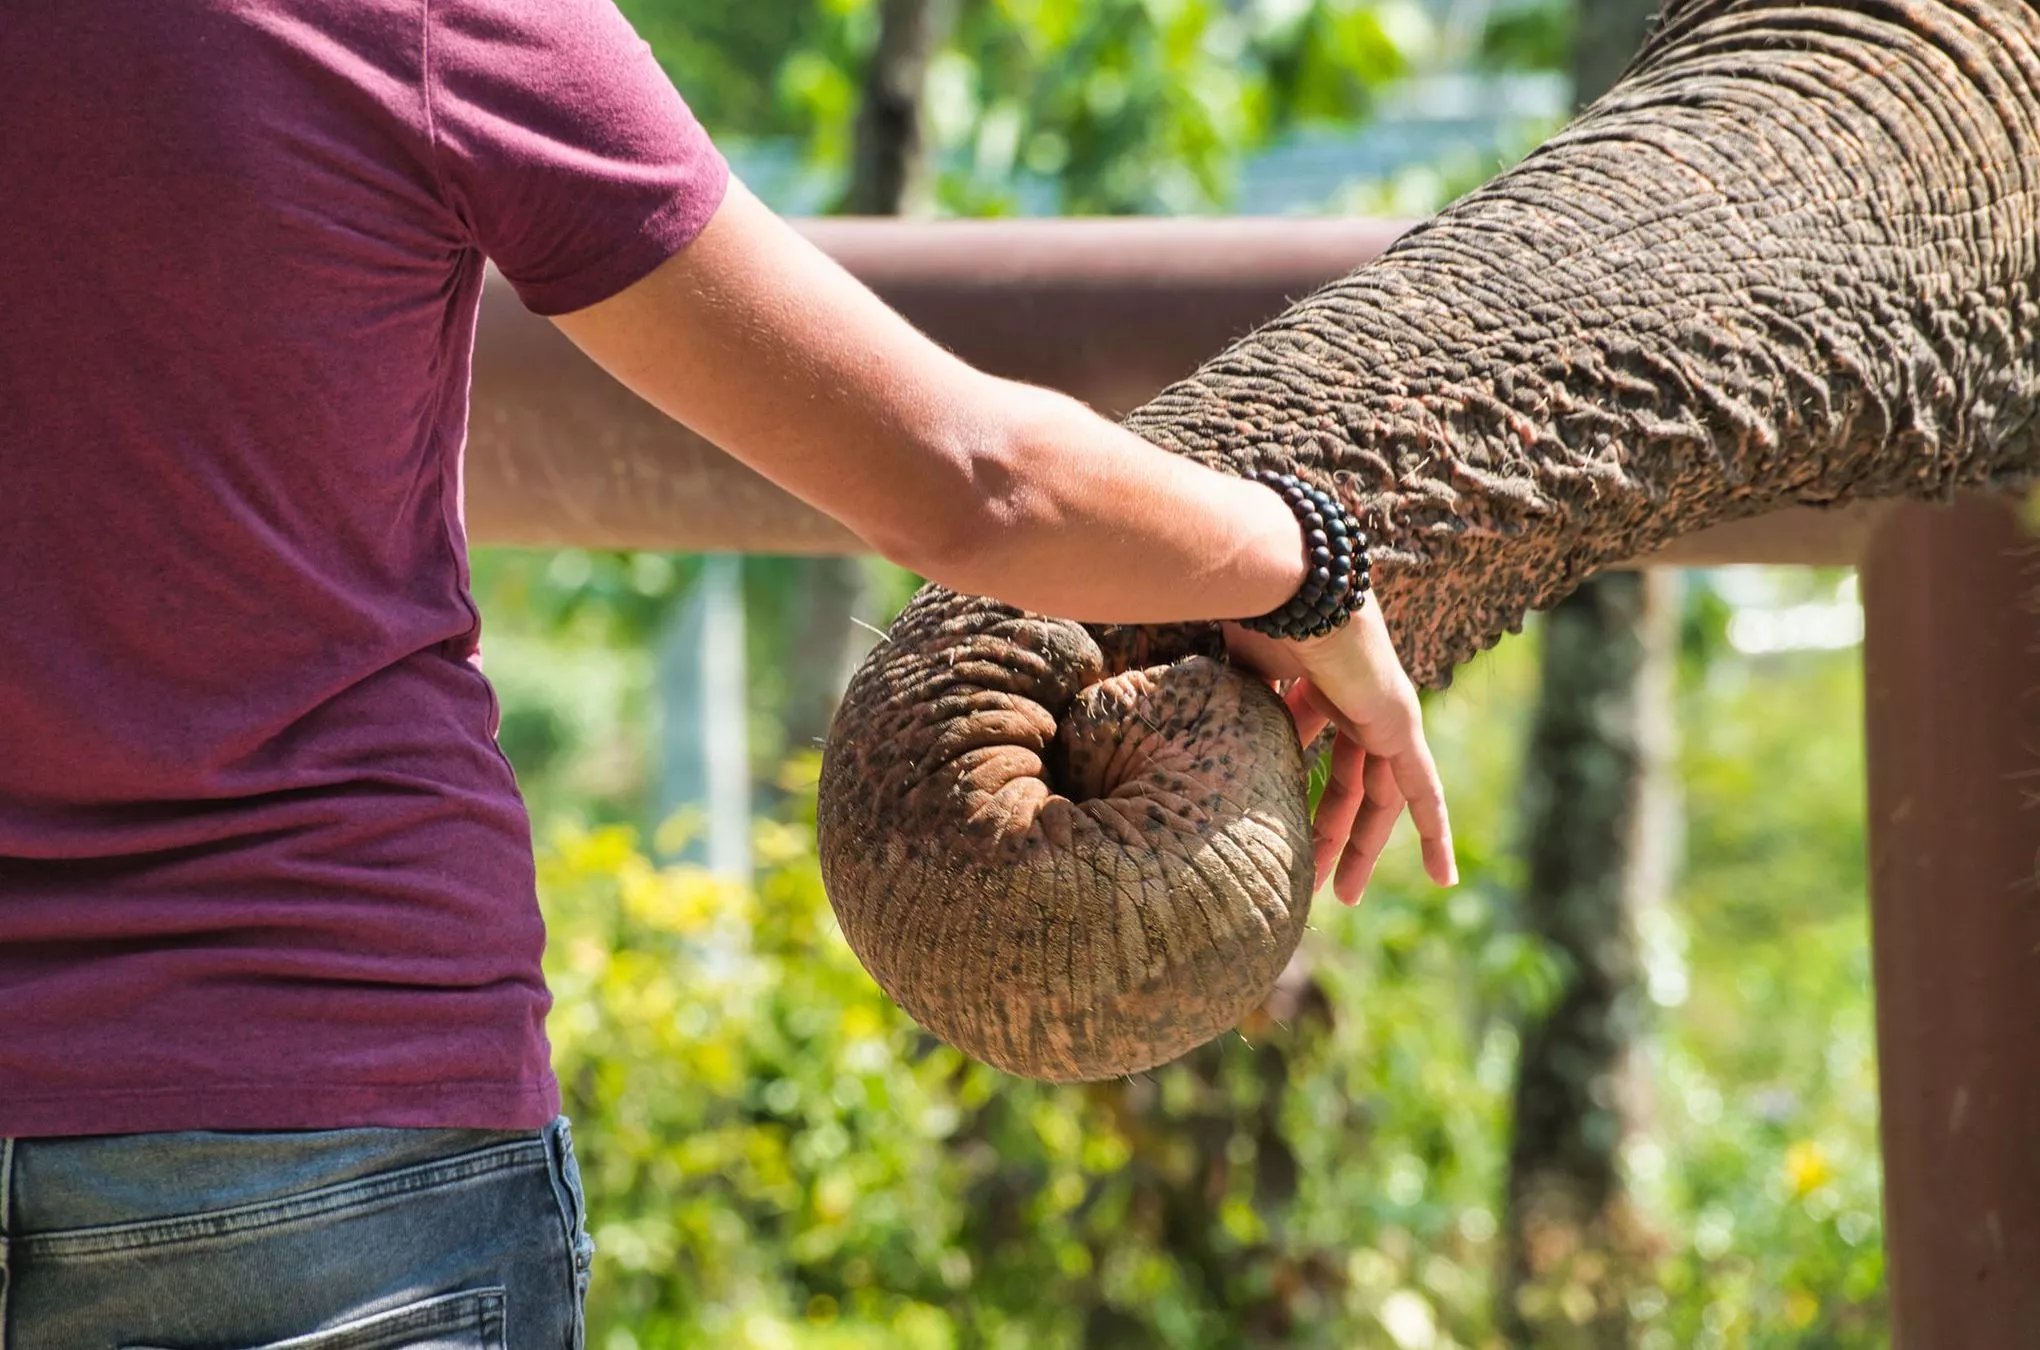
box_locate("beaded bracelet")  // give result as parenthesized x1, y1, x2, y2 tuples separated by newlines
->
(1236, 469, 1372, 642)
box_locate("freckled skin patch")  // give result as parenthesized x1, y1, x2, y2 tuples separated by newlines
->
(818, 592, 1311, 1082)
(822, 0, 2040, 1080)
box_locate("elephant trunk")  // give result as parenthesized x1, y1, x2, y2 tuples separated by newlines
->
(1135, 0, 2040, 685)
(821, 0, 2040, 1081)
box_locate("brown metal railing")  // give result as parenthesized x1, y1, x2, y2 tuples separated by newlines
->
(463, 219, 2038, 1344)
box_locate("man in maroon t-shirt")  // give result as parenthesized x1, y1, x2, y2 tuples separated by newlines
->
(0, 0, 1451, 1340)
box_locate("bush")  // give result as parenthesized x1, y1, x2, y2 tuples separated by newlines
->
(537, 630, 1888, 1349)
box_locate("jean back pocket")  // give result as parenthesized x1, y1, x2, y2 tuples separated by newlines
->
(124, 1287, 507, 1350)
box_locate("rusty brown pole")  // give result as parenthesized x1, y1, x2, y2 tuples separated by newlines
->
(1863, 494, 2040, 1347)
(463, 218, 1880, 566)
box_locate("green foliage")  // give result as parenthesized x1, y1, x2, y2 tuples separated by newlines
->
(613, 0, 821, 137)
(543, 802, 974, 1346)
(471, 549, 921, 819)
(540, 754, 1542, 1348)
(930, 0, 1417, 214)
(613, 0, 1427, 216)
(1313, 112, 1561, 220)
(1476, 0, 1571, 73)
(1635, 644, 1886, 1347)
(526, 615, 1887, 1347)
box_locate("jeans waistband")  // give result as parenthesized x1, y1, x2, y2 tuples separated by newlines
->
(3, 1126, 535, 1240)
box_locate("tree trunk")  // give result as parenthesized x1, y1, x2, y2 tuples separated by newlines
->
(781, 0, 954, 762)
(839, 0, 951, 218)
(1499, 573, 1676, 1345)
(1572, 0, 1661, 102)
(1498, 5, 1677, 1341)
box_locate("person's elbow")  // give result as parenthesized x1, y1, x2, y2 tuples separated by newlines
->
(863, 432, 1038, 591)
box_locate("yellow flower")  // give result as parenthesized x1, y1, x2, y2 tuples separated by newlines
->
(1784, 1141, 1834, 1199)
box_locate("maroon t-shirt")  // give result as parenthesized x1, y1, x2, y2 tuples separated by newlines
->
(0, 1, 728, 1135)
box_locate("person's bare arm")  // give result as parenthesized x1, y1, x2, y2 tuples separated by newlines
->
(551, 178, 1455, 892)
(551, 179, 1304, 625)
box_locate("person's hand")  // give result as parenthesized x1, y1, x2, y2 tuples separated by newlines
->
(1224, 596, 1456, 905)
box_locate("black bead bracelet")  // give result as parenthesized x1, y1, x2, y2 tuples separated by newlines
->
(1236, 470, 1372, 642)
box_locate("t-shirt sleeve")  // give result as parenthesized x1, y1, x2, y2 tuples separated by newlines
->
(425, 0, 730, 316)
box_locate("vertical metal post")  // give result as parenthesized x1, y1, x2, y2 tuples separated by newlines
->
(656, 555, 753, 879)
(1863, 493, 2040, 1345)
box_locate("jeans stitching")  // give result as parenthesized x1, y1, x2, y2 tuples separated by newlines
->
(541, 1120, 589, 1350)
(19, 1138, 548, 1259)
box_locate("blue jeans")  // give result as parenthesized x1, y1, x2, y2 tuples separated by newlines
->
(0, 1117, 593, 1350)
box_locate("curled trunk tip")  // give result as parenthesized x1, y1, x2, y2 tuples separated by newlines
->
(818, 588, 1314, 1080)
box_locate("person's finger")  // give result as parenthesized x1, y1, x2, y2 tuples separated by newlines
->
(1283, 678, 1334, 750)
(1334, 755, 1404, 906)
(1387, 733, 1457, 887)
(1319, 665, 1457, 890)
(1310, 735, 1367, 890)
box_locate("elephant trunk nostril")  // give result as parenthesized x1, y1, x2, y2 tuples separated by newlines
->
(1038, 732, 1081, 803)
(1055, 662, 1225, 803)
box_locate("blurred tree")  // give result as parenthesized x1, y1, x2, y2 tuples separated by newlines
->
(841, 0, 953, 215)
(612, 1, 812, 137)
(1571, 0, 1657, 98)
(930, 0, 1411, 214)
(1499, 572, 1675, 1345)
(1496, 0, 1672, 1342)
(1477, 0, 1572, 74)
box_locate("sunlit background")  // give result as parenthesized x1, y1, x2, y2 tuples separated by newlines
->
(469, 0, 1893, 1344)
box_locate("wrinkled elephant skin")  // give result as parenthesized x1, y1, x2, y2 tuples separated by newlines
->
(821, 0, 2040, 1080)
